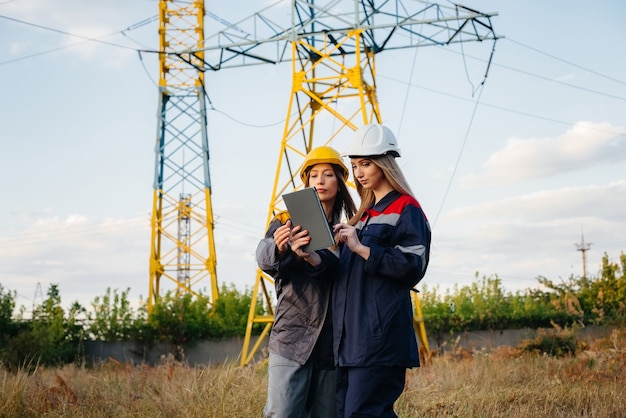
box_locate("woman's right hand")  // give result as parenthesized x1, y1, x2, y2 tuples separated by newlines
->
(273, 221, 291, 254)
(334, 222, 370, 260)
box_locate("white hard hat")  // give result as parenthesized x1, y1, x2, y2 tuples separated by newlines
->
(343, 123, 401, 158)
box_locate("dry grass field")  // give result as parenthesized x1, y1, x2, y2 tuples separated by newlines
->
(1, 328, 625, 417)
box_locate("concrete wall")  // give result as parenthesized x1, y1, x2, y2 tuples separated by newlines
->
(428, 325, 616, 353)
(83, 336, 268, 367)
(83, 326, 616, 366)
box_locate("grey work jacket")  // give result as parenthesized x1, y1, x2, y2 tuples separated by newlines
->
(256, 217, 339, 366)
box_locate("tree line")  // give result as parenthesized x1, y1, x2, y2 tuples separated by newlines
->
(1, 252, 624, 370)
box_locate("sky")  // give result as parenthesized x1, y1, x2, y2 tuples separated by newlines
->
(1, 0, 625, 315)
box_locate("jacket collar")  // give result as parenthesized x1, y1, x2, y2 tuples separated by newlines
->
(371, 189, 401, 212)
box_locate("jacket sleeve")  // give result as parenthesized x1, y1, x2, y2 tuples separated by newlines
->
(256, 217, 302, 279)
(365, 203, 431, 287)
(311, 247, 341, 281)
(256, 236, 279, 276)
(257, 218, 285, 276)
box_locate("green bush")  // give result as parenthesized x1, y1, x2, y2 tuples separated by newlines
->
(142, 290, 214, 344)
(1, 284, 85, 370)
(419, 252, 626, 337)
(88, 287, 135, 341)
(0, 285, 19, 342)
(519, 323, 581, 357)
(133, 283, 268, 344)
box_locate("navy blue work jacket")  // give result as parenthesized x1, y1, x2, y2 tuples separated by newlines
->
(332, 190, 431, 368)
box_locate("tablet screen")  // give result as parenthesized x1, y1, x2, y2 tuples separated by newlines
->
(282, 187, 335, 252)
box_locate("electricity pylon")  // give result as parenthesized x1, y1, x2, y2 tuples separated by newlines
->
(148, 1, 218, 313)
(241, 27, 385, 365)
(154, 0, 498, 364)
(575, 232, 592, 279)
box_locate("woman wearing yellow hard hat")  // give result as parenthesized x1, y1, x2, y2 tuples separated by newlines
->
(256, 145, 357, 418)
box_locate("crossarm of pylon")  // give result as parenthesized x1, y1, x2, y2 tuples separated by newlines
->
(182, 1, 498, 70)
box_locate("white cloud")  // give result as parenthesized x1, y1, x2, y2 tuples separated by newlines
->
(0, 214, 150, 309)
(444, 180, 626, 223)
(0, 204, 266, 312)
(462, 121, 626, 187)
(428, 181, 626, 292)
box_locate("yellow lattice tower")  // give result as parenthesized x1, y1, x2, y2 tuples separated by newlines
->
(148, 0, 219, 313)
(241, 29, 433, 365)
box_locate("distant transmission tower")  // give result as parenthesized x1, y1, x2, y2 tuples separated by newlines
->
(32, 281, 44, 319)
(575, 232, 592, 278)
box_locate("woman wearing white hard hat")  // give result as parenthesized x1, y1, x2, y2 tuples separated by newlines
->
(256, 146, 357, 418)
(331, 123, 431, 417)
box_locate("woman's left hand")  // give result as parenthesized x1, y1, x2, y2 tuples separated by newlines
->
(290, 224, 322, 266)
(289, 224, 311, 258)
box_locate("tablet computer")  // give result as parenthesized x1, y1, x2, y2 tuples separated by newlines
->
(282, 187, 335, 252)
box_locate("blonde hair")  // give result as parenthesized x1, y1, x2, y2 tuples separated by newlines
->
(348, 154, 413, 226)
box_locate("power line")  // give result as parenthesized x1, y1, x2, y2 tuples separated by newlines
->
(435, 38, 626, 102)
(424, 24, 498, 228)
(379, 73, 626, 138)
(0, 38, 93, 66)
(0, 13, 153, 66)
(431, 83, 486, 228)
(507, 38, 626, 87)
(209, 107, 286, 129)
(493, 59, 626, 103)
(390, 34, 625, 236)
(4, 12, 624, 109)
(0, 14, 139, 48)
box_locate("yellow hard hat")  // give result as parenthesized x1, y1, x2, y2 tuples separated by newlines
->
(300, 146, 349, 182)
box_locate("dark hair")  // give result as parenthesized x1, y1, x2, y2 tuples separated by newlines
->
(305, 163, 356, 223)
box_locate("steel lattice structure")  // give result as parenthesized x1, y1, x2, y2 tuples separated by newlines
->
(149, 1, 218, 312)
(149, 0, 498, 364)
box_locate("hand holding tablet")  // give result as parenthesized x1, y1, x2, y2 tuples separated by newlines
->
(282, 188, 335, 252)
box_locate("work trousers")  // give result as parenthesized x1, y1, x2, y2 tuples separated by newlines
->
(264, 351, 337, 418)
(336, 366, 406, 418)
